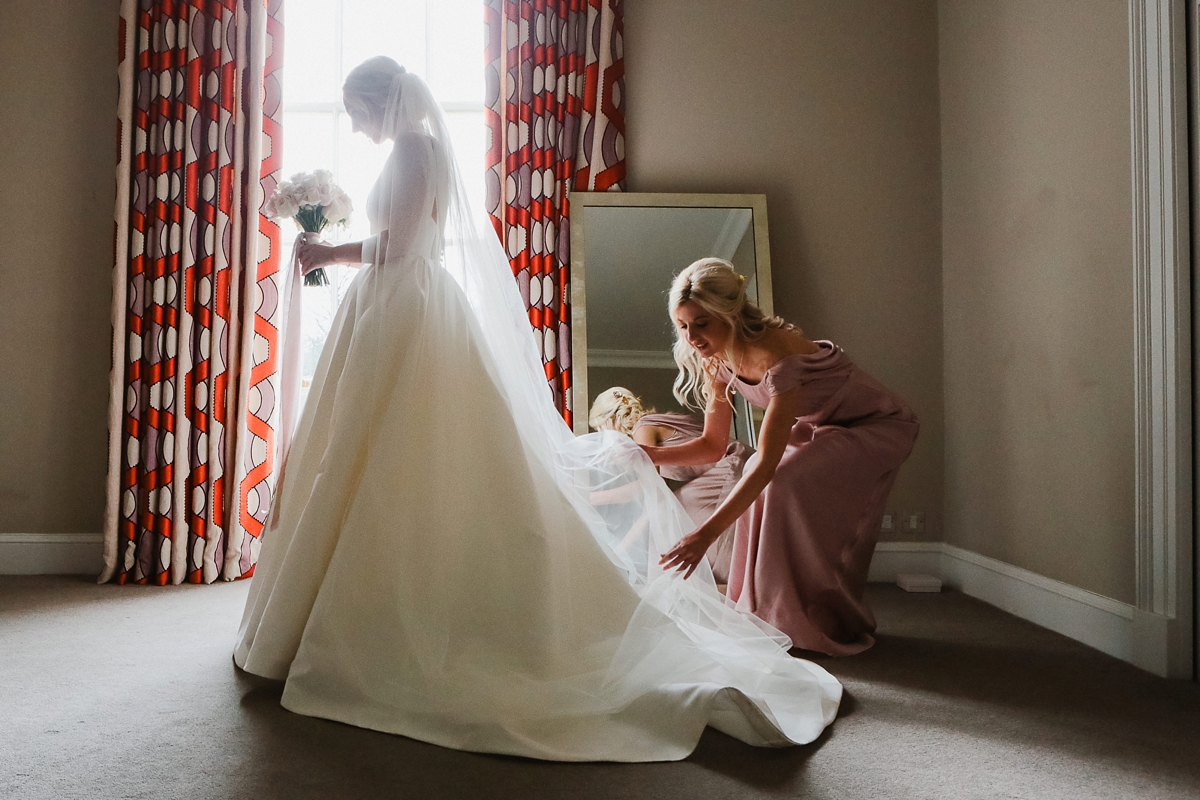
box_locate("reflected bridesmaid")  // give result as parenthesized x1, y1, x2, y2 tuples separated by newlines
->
(588, 387, 753, 584)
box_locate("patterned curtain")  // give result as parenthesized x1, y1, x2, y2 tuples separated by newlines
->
(484, 0, 626, 428)
(100, 0, 285, 585)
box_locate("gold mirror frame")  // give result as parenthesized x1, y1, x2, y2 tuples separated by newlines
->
(568, 192, 773, 435)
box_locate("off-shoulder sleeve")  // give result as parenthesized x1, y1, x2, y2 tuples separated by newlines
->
(762, 364, 803, 396)
(372, 131, 435, 265)
(713, 362, 735, 386)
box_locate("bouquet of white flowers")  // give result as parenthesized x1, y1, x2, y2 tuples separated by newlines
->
(264, 170, 353, 286)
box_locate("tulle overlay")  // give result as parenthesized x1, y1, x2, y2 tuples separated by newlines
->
(633, 413, 753, 584)
(233, 72, 840, 761)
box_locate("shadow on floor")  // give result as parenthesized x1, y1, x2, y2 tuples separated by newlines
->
(230, 665, 833, 799)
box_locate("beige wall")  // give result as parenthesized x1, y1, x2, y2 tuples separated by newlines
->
(1, 1, 1137, 608)
(0, 1, 119, 532)
(940, 0, 1135, 602)
(624, 0, 945, 540)
(5, 2, 944, 539)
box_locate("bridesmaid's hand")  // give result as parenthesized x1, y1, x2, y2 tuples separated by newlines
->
(659, 524, 718, 580)
(297, 242, 337, 274)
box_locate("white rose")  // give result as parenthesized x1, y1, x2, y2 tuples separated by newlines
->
(274, 182, 298, 206)
(315, 184, 336, 207)
(338, 189, 356, 217)
(327, 195, 352, 224)
(274, 195, 299, 219)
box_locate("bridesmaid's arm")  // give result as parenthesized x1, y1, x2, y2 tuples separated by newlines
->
(659, 386, 803, 578)
(632, 424, 670, 448)
(640, 391, 732, 467)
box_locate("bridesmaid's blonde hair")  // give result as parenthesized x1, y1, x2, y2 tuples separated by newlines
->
(589, 387, 651, 435)
(669, 257, 792, 409)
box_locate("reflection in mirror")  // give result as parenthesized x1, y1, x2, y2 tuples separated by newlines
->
(570, 194, 772, 445)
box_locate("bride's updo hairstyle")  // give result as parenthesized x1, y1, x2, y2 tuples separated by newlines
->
(342, 56, 406, 134)
(669, 257, 791, 409)
(589, 387, 651, 435)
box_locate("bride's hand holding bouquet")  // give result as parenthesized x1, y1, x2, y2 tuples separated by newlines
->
(264, 170, 353, 286)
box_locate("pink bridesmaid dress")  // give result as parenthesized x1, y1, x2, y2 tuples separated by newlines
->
(633, 413, 753, 584)
(718, 341, 919, 655)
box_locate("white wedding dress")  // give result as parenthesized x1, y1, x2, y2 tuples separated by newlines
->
(234, 72, 841, 762)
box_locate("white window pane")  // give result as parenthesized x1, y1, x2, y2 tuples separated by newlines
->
(281, 111, 336, 181)
(300, 266, 358, 389)
(284, 0, 491, 397)
(427, 0, 485, 104)
(282, 0, 341, 104)
(341, 0, 427, 82)
(336, 112, 393, 243)
(442, 109, 486, 215)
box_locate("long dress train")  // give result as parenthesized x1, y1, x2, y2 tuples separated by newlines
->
(233, 72, 841, 762)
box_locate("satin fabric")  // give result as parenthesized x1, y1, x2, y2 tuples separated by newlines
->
(233, 72, 842, 761)
(719, 343, 919, 655)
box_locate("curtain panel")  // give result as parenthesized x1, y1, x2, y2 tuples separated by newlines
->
(484, 0, 626, 428)
(101, 0, 285, 585)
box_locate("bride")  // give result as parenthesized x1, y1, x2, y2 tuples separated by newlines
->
(233, 55, 841, 762)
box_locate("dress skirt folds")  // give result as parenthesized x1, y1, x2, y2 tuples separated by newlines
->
(719, 343, 920, 656)
(232, 93, 842, 762)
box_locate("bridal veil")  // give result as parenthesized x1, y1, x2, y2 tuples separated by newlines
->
(234, 62, 841, 761)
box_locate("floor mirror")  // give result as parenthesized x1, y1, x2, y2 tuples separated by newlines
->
(569, 192, 773, 445)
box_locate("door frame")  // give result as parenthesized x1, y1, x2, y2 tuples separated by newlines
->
(1132, 0, 1195, 679)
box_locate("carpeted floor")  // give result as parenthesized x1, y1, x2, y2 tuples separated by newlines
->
(1, 577, 1198, 800)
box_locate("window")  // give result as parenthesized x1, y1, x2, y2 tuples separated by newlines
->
(281, 0, 485, 387)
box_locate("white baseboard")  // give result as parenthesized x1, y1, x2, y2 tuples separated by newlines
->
(0, 533, 103, 576)
(869, 541, 944, 582)
(0, 534, 1145, 669)
(872, 541, 1135, 665)
(938, 544, 1134, 663)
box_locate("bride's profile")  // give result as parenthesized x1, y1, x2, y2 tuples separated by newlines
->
(233, 55, 842, 762)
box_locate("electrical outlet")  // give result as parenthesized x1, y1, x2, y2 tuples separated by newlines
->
(880, 513, 895, 533)
(904, 512, 926, 534)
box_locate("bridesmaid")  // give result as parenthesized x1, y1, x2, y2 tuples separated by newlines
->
(645, 258, 919, 655)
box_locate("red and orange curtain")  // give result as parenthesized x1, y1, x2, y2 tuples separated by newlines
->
(484, 0, 626, 428)
(101, 0, 284, 585)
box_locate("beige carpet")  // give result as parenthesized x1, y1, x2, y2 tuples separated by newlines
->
(1, 576, 1198, 799)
